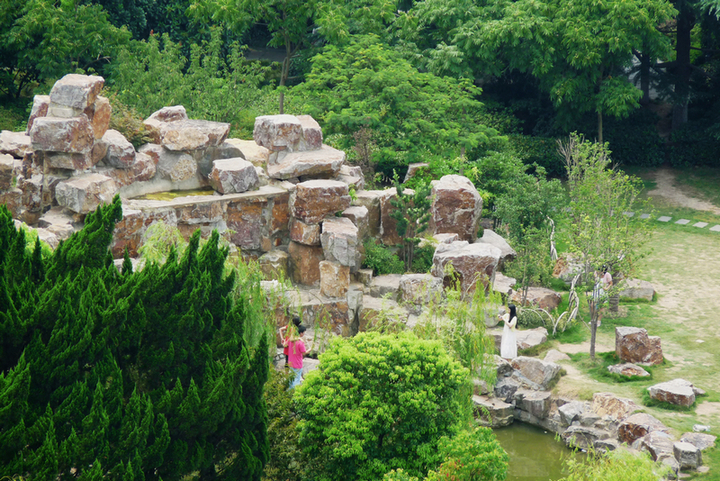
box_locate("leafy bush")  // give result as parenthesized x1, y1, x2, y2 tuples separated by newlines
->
(263, 368, 305, 481)
(509, 134, 564, 178)
(295, 332, 474, 481)
(105, 92, 154, 148)
(412, 244, 435, 273)
(362, 239, 405, 275)
(669, 121, 720, 167)
(0, 99, 30, 131)
(558, 448, 671, 481)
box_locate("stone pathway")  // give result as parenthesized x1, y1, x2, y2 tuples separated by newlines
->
(624, 212, 720, 232)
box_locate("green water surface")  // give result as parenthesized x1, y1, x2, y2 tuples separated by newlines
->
(494, 423, 583, 481)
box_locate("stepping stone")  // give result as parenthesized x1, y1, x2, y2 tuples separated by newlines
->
(710, 225, 720, 232)
(623, 211, 634, 217)
(639, 214, 650, 219)
(675, 219, 690, 225)
(657, 216, 672, 222)
(693, 222, 708, 228)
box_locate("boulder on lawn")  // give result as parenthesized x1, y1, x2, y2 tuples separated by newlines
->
(615, 326, 663, 365)
(511, 287, 562, 311)
(607, 363, 650, 378)
(429, 174, 482, 242)
(674, 442, 702, 470)
(618, 278, 655, 301)
(591, 392, 640, 420)
(477, 229, 516, 265)
(618, 412, 669, 445)
(647, 379, 698, 407)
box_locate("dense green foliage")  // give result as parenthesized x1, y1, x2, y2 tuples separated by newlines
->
(362, 239, 405, 275)
(0, 198, 269, 480)
(558, 448, 671, 481)
(295, 332, 476, 481)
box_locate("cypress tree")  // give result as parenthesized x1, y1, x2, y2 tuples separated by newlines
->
(0, 196, 269, 480)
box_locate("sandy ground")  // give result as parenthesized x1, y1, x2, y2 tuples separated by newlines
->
(647, 168, 720, 214)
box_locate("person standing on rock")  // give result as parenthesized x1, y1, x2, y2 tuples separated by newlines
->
(284, 325, 307, 389)
(500, 304, 518, 359)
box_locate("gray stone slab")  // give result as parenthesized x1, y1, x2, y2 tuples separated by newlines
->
(639, 214, 650, 219)
(675, 219, 690, 225)
(710, 225, 720, 232)
(693, 222, 708, 228)
(657, 216, 672, 222)
(623, 211, 634, 217)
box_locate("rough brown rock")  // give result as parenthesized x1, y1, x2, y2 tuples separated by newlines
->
(511, 287, 562, 311)
(607, 363, 650, 378)
(618, 413, 669, 445)
(0, 154, 13, 191)
(102, 129, 136, 168)
(341, 205, 369, 240)
(430, 174, 482, 242)
(0, 188, 22, 217)
(615, 326, 663, 365)
(474, 395, 514, 427)
(320, 260, 350, 298)
(0, 131, 32, 158)
(639, 431, 675, 461)
(378, 187, 408, 246)
(209, 158, 259, 194)
(143, 105, 188, 142)
(30, 115, 95, 154)
(680, 432, 716, 452)
(160, 120, 230, 151)
(131, 152, 157, 182)
(55, 173, 117, 214)
(335, 164, 365, 190)
(155, 149, 197, 183)
(674, 442, 702, 470)
(290, 180, 351, 224)
(46, 151, 97, 171)
(26, 95, 50, 134)
(591, 392, 640, 420)
(398, 274, 444, 310)
(290, 218, 321, 246)
(49, 74, 104, 110)
(431, 241, 501, 296)
(225, 138, 269, 167)
(254, 115, 303, 151)
(321, 217, 358, 267)
(647, 379, 697, 407)
(258, 250, 289, 280)
(267, 144, 345, 180)
(353, 190, 382, 237)
(297, 115, 323, 150)
(477, 229, 516, 266)
(618, 278, 655, 301)
(358, 295, 407, 332)
(514, 389, 553, 418)
(288, 241, 324, 286)
(90, 96, 111, 139)
(510, 357, 562, 390)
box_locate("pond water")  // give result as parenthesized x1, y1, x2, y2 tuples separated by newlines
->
(136, 188, 217, 201)
(494, 423, 584, 481)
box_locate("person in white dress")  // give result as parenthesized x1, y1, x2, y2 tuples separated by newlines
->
(500, 304, 518, 359)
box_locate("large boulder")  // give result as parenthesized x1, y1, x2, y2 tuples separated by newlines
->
(647, 379, 698, 407)
(511, 287, 562, 311)
(615, 327, 663, 365)
(476, 229, 516, 265)
(618, 278, 655, 301)
(680, 432, 716, 451)
(159, 119, 230, 151)
(321, 217, 358, 267)
(143, 105, 188, 142)
(607, 363, 650, 378)
(562, 425, 613, 450)
(253, 114, 303, 151)
(30, 115, 95, 154)
(0, 131, 32, 158)
(674, 442, 702, 470)
(353, 190, 382, 237)
(290, 218, 322, 246)
(102, 129, 136, 168)
(55, 173, 117, 214)
(26, 95, 50, 134)
(290, 180, 351, 224)
(369, 274, 402, 298)
(341, 205, 369, 240)
(431, 241, 501, 296)
(398, 274, 444, 312)
(514, 389, 552, 418)
(618, 412, 669, 445)
(49, 74, 104, 110)
(591, 392, 640, 420)
(90, 96, 111, 139)
(267, 144, 345, 180)
(288, 241, 324, 286)
(208, 158, 259, 194)
(0, 154, 13, 191)
(225, 138, 269, 167)
(430, 175, 482, 242)
(296, 115, 323, 150)
(131, 152, 158, 182)
(335, 164, 365, 190)
(378, 187, 415, 246)
(558, 400, 589, 426)
(473, 395, 514, 427)
(258, 250, 289, 280)
(510, 356, 562, 390)
(639, 431, 675, 461)
(151, 147, 198, 183)
(319, 260, 350, 298)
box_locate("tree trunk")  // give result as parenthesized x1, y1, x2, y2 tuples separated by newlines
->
(672, 5, 694, 131)
(589, 301, 598, 360)
(639, 52, 651, 106)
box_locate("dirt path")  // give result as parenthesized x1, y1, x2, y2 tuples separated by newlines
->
(647, 168, 720, 214)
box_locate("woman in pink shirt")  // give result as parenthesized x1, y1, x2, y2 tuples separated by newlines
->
(284, 325, 307, 389)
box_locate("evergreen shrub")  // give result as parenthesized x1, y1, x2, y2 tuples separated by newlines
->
(362, 239, 404, 275)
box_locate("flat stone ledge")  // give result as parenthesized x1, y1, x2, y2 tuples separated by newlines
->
(657, 216, 672, 222)
(675, 219, 690, 225)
